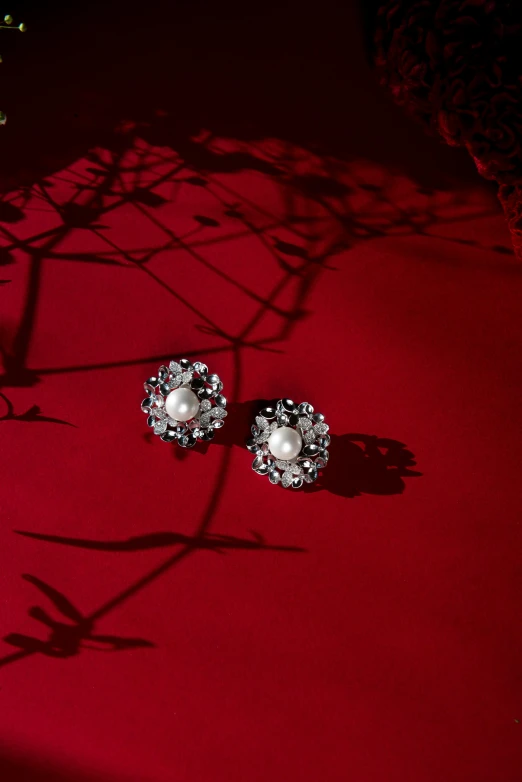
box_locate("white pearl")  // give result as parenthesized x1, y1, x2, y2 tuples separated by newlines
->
(268, 426, 303, 461)
(165, 387, 200, 422)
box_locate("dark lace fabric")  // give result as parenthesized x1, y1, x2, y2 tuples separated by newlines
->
(375, 0, 522, 257)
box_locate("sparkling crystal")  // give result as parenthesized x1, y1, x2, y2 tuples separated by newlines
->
(181, 371, 193, 384)
(158, 365, 169, 381)
(169, 361, 182, 374)
(154, 395, 164, 408)
(269, 470, 281, 484)
(298, 402, 314, 415)
(303, 429, 316, 445)
(154, 420, 168, 435)
(193, 361, 208, 375)
(282, 471, 293, 488)
(256, 415, 269, 430)
(211, 419, 224, 429)
(275, 460, 290, 470)
(200, 399, 212, 412)
(314, 423, 329, 436)
(298, 417, 313, 431)
(167, 417, 178, 427)
(154, 408, 167, 420)
(277, 413, 289, 426)
(198, 387, 213, 400)
(211, 407, 227, 419)
(169, 373, 182, 389)
(291, 463, 303, 475)
(200, 412, 212, 427)
(255, 421, 277, 444)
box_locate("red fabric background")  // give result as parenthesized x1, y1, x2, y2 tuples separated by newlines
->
(0, 3, 520, 780)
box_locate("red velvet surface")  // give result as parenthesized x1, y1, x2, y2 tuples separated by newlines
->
(0, 3, 521, 780)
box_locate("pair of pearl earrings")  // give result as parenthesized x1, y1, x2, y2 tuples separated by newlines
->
(141, 359, 330, 489)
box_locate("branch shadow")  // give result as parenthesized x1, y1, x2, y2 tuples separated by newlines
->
(14, 529, 306, 556)
(0, 117, 507, 393)
(0, 391, 76, 427)
(1, 574, 154, 664)
(1, 525, 305, 670)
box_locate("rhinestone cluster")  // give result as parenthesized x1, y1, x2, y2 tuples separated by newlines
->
(141, 359, 227, 448)
(247, 398, 329, 488)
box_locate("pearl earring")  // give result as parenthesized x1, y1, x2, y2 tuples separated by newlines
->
(141, 359, 227, 448)
(247, 399, 330, 488)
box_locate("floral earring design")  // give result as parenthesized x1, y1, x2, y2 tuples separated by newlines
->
(247, 398, 329, 488)
(141, 359, 227, 448)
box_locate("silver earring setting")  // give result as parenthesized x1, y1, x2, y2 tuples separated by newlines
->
(141, 359, 227, 448)
(247, 399, 329, 488)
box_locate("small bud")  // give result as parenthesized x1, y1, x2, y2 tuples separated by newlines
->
(19, 22, 27, 32)
(4, 15, 13, 25)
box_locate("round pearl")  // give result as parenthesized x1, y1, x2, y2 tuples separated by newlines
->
(165, 387, 200, 422)
(268, 426, 303, 461)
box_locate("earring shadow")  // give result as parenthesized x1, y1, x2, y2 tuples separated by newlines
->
(303, 432, 422, 498)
